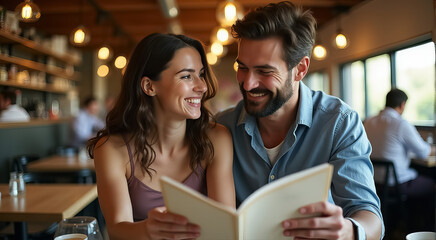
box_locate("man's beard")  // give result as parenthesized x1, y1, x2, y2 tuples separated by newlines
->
(240, 76, 294, 118)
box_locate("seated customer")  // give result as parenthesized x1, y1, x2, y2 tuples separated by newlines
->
(0, 88, 30, 122)
(71, 96, 105, 148)
(364, 88, 435, 231)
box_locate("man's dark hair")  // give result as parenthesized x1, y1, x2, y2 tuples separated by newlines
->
(386, 88, 408, 108)
(0, 89, 17, 104)
(232, 1, 316, 70)
(83, 96, 97, 107)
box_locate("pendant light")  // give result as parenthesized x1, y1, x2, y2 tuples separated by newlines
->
(15, 0, 41, 23)
(70, 0, 90, 46)
(332, 8, 349, 49)
(216, 0, 244, 27)
(114, 56, 127, 69)
(312, 37, 327, 61)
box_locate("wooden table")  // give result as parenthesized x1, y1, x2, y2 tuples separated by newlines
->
(27, 155, 94, 172)
(0, 184, 97, 240)
(27, 155, 95, 183)
(412, 155, 436, 167)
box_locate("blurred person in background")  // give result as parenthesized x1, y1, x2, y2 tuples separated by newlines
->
(0, 88, 30, 122)
(364, 88, 435, 232)
(71, 96, 105, 148)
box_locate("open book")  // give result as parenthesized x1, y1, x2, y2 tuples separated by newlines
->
(160, 163, 333, 240)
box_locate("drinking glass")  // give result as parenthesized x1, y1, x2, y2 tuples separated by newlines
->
(54, 216, 103, 240)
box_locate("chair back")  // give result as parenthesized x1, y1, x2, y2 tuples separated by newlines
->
(12, 154, 40, 173)
(12, 154, 41, 183)
(371, 157, 408, 233)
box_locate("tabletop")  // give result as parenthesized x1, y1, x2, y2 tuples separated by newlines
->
(0, 184, 97, 222)
(412, 155, 436, 167)
(27, 155, 95, 172)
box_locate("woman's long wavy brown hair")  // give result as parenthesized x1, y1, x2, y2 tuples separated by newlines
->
(87, 33, 218, 178)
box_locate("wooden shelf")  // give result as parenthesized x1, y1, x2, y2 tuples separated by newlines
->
(0, 118, 72, 129)
(0, 29, 80, 65)
(0, 80, 75, 94)
(0, 54, 78, 80)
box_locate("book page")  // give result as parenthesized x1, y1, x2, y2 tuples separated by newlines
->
(160, 176, 239, 240)
(238, 163, 333, 240)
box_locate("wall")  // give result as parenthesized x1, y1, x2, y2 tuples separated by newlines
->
(309, 0, 434, 97)
(0, 122, 70, 183)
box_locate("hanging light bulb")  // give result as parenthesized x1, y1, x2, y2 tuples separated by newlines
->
(97, 65, 109, 77)
(335, 32, 348, 49)
(70, 25, 91, 46)
(15, 0, 41, 22)
(98, 46, 113, 61)
(216, 0, 244, 27)
(114, 56, 127, 69)
(211, 42, 224, 56)
(313, 44, 327, 60)
(70, 0, 90, 46)
(233, 61, 238, 72)
(211, 27, 234, 46)
(206, 52, 218, 65)
(333, 15, 349, 49)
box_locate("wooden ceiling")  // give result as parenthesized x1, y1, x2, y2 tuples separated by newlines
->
(2, 0, 366, 57)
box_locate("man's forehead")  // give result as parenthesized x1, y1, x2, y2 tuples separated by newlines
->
(237, 37, 286, 67)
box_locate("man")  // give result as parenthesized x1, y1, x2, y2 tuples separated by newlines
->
(364, 88, 435, 231)
(216, 2, 382, 239)
(0, 89, 30, 122)
(71, 96, 105, 148)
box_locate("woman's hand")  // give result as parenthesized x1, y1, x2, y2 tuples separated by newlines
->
(145, 207, 201, 240)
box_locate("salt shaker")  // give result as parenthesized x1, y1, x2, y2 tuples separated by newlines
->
(9, 172, 18, 197)
(17, 172, 26, 195)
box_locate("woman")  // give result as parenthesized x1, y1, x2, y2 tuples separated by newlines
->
(87, 33, 235, 240)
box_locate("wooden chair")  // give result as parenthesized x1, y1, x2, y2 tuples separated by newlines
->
(371, 158, 408, 237)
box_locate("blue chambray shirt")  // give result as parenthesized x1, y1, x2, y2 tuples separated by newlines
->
(217, 82, 383, 239)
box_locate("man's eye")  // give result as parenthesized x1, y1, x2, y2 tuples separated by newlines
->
(259, 70, 273, 75)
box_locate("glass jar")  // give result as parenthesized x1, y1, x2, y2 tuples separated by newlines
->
(17, 172, 26, 195)
(9, 172, 18, 197)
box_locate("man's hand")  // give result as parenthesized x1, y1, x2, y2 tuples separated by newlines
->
(282, 202, 354, 240)
(145, 207, 200, 240)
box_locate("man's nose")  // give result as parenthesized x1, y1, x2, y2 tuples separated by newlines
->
(242, 71, 259, 91)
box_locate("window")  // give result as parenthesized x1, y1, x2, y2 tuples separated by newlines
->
(341, 61, 365, 118)
(341, 41, 435, 126)
(304, 72, 329, 93)
(395, 42, 435, 126)
(366, 54, 391, 117)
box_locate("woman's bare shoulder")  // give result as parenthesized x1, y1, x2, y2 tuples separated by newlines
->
(207, 123, 231, 142)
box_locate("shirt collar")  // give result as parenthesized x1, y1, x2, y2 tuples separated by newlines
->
(236, 81, 314, 131)
(381, 107, 402, 118)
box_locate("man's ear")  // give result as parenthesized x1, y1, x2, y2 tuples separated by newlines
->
(294, 56, 310, 82)
(141, 76, 156, 96)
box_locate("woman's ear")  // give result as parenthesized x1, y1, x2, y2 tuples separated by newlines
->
(141, 76, 156, 96)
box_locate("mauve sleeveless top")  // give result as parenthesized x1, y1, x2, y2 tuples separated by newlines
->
(123, 136, 207, 221)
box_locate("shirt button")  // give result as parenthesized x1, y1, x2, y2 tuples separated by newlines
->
(270, 175, 275, 180)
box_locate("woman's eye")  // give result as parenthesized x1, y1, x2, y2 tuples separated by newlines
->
(199, 72, 205, 79)
(181, 74, 192, 80)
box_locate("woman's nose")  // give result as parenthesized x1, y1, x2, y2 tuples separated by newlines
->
(193, 76, 207, 93)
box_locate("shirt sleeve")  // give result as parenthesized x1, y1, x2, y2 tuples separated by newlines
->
(330, 110, 384, 238)
(399, 120, 431, 159)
